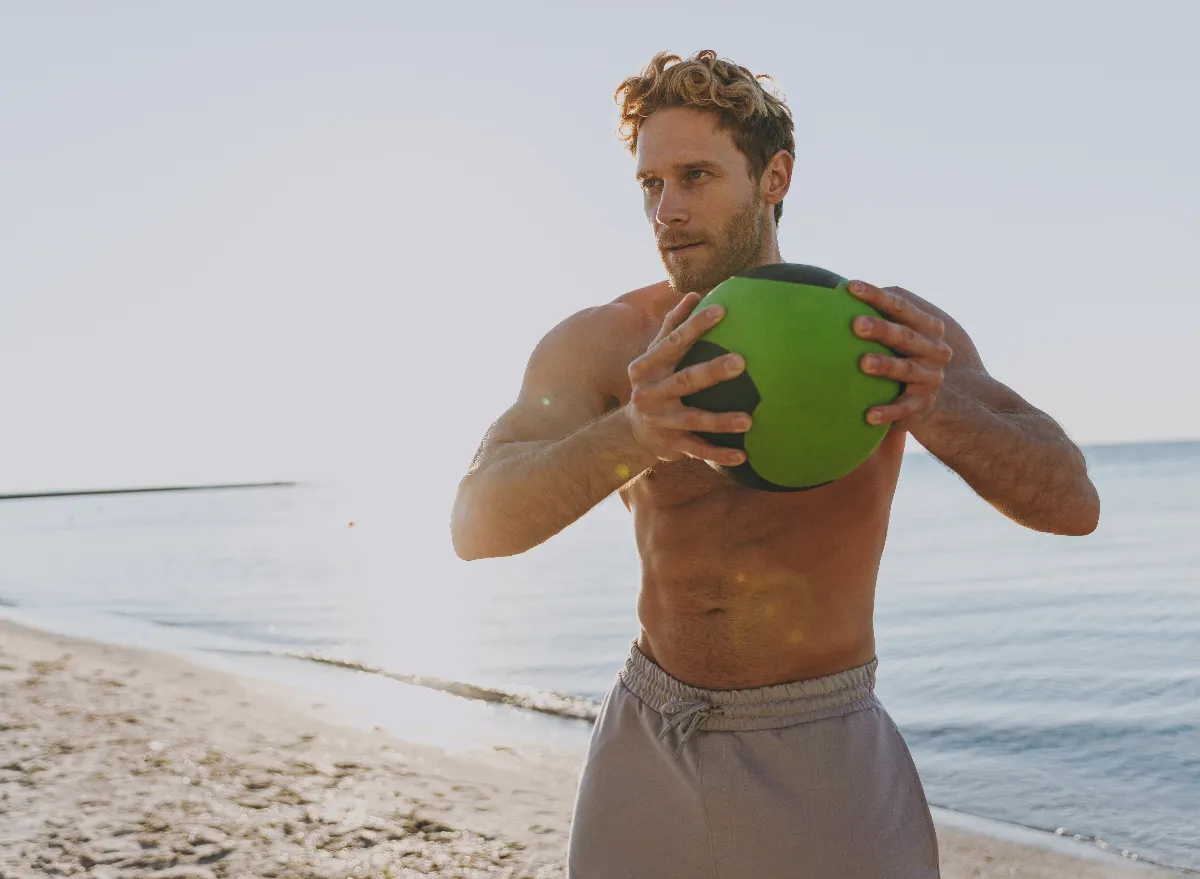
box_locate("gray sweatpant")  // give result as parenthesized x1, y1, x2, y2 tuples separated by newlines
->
(567, 640, 940, 878)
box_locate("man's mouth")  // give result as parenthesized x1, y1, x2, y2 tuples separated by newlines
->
(663, 242, 704, 255)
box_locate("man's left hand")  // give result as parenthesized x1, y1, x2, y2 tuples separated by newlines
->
(847, 281, 954, 432)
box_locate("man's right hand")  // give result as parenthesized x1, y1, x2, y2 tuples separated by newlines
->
(625, 292, 752, 468)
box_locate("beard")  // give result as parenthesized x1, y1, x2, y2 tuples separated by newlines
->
(658, 197, 768, 295)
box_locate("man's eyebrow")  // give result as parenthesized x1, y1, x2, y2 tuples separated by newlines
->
(635, 160, 722, 182)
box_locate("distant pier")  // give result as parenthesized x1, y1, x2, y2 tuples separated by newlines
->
(0, 481, 296, 501)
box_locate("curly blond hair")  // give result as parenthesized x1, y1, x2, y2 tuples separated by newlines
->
(615, 50, 795, 224)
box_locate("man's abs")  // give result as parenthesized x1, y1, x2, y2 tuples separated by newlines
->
(622, 428, 906, 690)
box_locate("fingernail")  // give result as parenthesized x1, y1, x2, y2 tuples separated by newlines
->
(863, 355, 878, 371)
(850, 281, 866, 294)
(725, 354, 744, 372)
(867, 411, 882, 425)
(735, 415, 752, 429)
(856, 316, 873, 332)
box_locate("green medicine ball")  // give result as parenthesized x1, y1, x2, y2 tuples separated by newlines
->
(676, 263, 902, 491)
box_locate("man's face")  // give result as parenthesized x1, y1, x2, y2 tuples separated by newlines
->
(636, 107, 770, 295)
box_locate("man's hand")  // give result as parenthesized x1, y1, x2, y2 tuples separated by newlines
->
(848, 280, 954, 432)
(626, 292, 752, 467)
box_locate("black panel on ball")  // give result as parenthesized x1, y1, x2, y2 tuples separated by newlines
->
(736, 263, 846, 288)
(675, 339, 827, 492)
(677, 340, 760, 427)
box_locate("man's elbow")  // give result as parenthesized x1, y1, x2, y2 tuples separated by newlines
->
(452, 525, 524, 561)
(451, 497, 491, 561)
(451, 478, 482, 560)
(451, 483, 520, 561)
(1056, 484, 1101, 536)
(451, 522, 486, 561)
(1056, 511, 1098, 536)
(1067, 506, 1100, 536)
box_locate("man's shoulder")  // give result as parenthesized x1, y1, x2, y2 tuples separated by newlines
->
(526, 282, 673, 393)
(619, 279, 676, 317)
(602, 280, 677, 335)
(884, 285, 981, 370)
(549, 280, 675, 344)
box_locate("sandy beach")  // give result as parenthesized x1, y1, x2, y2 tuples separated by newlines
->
(0, 618, 1181, 878)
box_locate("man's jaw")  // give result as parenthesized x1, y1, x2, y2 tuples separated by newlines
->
(660, 242, 708, 290)
(661, 247, 718, 295)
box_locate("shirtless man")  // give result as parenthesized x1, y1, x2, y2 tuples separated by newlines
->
(451, 50, 1100, 879)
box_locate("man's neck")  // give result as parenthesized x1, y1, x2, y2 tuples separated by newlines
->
(692, 246, 786, 296)
(744, 247, 785, 275)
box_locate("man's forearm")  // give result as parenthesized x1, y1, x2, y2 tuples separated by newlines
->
(452, 407, 657, 560)
(911, 383, 1100, 535)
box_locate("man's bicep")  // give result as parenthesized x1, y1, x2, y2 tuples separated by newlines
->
(484, 311, 611, 448)
(488, 388, 607, 448)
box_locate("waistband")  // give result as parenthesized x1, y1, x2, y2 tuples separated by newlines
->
(618, 639, 879, 736)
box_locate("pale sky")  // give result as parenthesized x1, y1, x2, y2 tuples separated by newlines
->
(3, 2, 1197, 510)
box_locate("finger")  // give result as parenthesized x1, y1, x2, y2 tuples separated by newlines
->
(655, 406, 752, 434)
(860, 353, 945, 386)
(848, 281, 946, 341)
(629, 351, 745, 433)
(854, 316, 953, 364)
(630, 351, 741, 406)
(671, 432, 746, 467)
(651, 292, 703, 345)
(865, 390, 933, 426)
(634, 303, 727, 379)
(660, 351, 745, 398)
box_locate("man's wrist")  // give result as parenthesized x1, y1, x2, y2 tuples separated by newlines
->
(612, 404, 661, 479)
(908, 382, 980, 451)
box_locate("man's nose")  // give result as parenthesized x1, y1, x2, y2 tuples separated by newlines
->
(654, 183, 689, 227)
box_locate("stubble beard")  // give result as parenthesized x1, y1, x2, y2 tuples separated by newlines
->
(660, 198, 768, 296)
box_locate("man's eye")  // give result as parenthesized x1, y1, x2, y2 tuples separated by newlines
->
(640, 178, 661, 191)
(686, 169, 707, 180)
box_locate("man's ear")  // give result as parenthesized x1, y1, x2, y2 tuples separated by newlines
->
(762, 149, 793, 211)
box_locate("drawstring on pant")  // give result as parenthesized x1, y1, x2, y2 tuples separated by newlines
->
(657, 698, 722, 757)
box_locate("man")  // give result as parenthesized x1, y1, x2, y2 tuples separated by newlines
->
(451, 50, 1099, 879)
